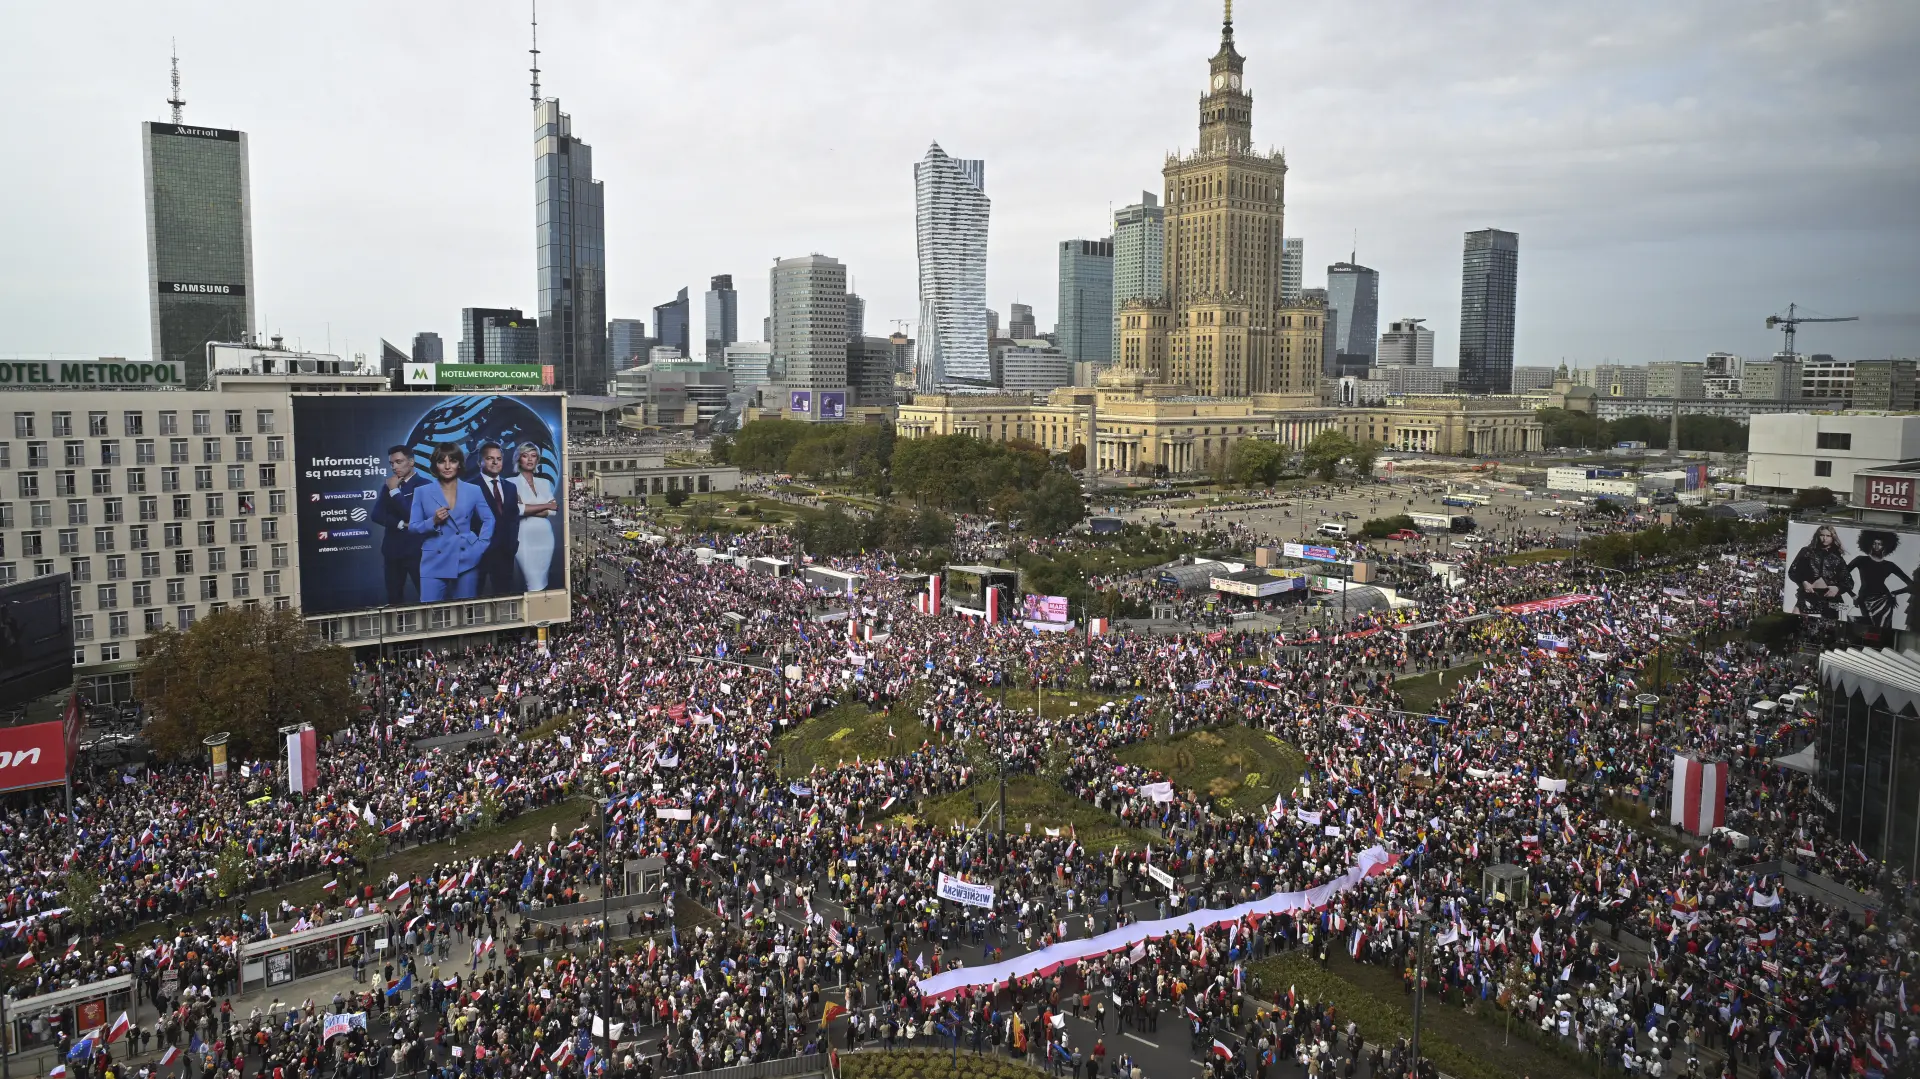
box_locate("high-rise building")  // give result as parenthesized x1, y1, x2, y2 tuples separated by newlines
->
(457, 308, 526, 363)
(1741, 358, 1799, 400)
(1458, 228, 1519, 394)
(1112, 192, 1165, 345)
(1576, 363, 1650, 399)
(653, 288, 691, 361)
(845, 292, 866, 341)
(1326, 262, 1379, 372)
(1376, 318, 1433, 368)
(769, 254, 849, 404)
(1280, 238, 1304, 304)
(1510, 365, 1558, 393)
(846, 337, 898, 406)
(482, 315, 540, 366)
(1008, 303, 1037, 341)
(703, 276, 738, 363)
(1000, 344, 1073, 395)
(1852, 360, 1918, 411)
(914, 143, 991, 390)
(608, 318, 651, 370)
(1058, 239, 1114, 363)
(144, 114, 255, 387)
(1303, 287, 1337, 381)
(1115, 8, 1313, 402)
(411, 332, 444, 364)
(723, 341, 774, 393)
(534, 100, 607, 394)
(380, 340, 411, 382)
(889, 332, 915, 373)
(1647, 361, 1705, 399)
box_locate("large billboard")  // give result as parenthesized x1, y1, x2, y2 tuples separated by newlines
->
(292, 394, 567, 615)
(1021, 594, 1069, 623)
(1785, 521, 1920, 626)
(0, 575, 74, 710)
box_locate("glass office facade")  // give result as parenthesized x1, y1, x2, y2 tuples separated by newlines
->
(535, 101, 607, 395)
(1458, 228, 1519, 395)
(1816, 663, 1920, 879)
(144, 123, 254, 387)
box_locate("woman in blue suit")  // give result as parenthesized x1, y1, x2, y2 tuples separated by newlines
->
(408, 443, 496, 602)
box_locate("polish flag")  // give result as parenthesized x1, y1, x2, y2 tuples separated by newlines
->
(1211, 1040, 1235, 1061)
(107, 1012, 131, 1044)
(159, 1048, 181, 1067)
(15, 952, 34, 969)
(388, 882, 412, 903)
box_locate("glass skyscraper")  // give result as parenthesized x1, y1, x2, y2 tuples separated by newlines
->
(653, 287, 690, 360)
(703, 276, 738, 363)
(1325, 262, 1379, 373)
(914, 143, 991, 390)
(1280, 238, 1304, 304)
(1112, 192, 1164, 342)
(1458, 228, 1519, 394)
(144, 121, 255, 386)
(1057, 239, 1114, 363)
(534, 99, 606, 394)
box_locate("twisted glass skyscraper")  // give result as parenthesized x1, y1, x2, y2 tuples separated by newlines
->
(913, 144, 991, 390)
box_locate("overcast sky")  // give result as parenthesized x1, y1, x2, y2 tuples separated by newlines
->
(5, 0, 1916, 369)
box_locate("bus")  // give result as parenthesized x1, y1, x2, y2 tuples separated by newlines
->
(1441, 493, 1490, 508)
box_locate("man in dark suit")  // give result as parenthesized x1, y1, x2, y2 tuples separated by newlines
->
(473, 442, 521, 595)
(371, 445, 430, 604)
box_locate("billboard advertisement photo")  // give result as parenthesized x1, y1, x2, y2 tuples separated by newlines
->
(818, 390, 847, 421)
(1021, 594, 1070, 624)
(293, 394, 566, 615)
(789, 390, 812, 415)
(1785, 520, 1920, 627)
(0, 575, 74, 710)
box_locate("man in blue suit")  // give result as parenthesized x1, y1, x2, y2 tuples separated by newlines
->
(408, 443, 495, 602)
(370, 445, 429, 605)
(473, 442, 522, 596)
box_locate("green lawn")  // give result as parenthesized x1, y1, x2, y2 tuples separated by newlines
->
(1500, 548, 1574, 566)
(911, 775, 1153, 852)
(1394, 660, 1486, 714)
(773, 698, 941, 777)
(1115, 725, 1305, 814)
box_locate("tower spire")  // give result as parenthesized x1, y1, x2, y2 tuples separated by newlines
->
(167, 39, 185, 124)
(529, 0, 542, 108)
(1223, 0, 1234, 41)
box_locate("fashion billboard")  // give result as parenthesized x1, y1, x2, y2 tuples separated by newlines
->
(1785, 521, 1920, 627)
(292, 394, 567, 615)
(0, 575, 74, 710)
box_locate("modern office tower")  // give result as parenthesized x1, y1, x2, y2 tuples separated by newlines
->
(769, 254, 849, 400)
(1510, 365, 1558, 393)
(411, 332, 444, 364)
(1801, 355, 1853, 402)
(845, 292, 866, 341)
(1741, 358, 1800, 400)
(889, 332, 916, 373)
(1008, 303, 1037, 341)
(144, 112, 256, 387)
(1325, 261, 1379, 372)
(914, 143, 991, 390)
(1118, 7, 1298, 399)
(1058, 239, 1115, 363)
(1458, 228, 1519, 394)
(534, 100, 606, 394)
(1112, 192, 1165, 337)
(847, 337, 898, 406)
(1280, 238, 1304, 303)
(379, 340, 411, 382)
(1647, 361, 1706, 399)
(703, 276, 739, 362)
(1376, 318, 1433, 368)
(1851, 360, 1918, 411)
(457, 308, 526, 363)
(724, 341, 775, 393)
(1000, 344, 1073, 395)
(608, 318, 651, 371)
(482, 315, 540, 365)
(653, 288, 691, 361)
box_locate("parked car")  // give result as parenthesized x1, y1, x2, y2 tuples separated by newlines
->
(1388, 529, 1421, 541)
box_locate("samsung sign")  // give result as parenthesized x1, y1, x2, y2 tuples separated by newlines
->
(0, 361, 185, 388)
(160, 281, 247, 297)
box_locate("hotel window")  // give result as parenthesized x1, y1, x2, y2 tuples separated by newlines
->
(271, 543, 289, 568)
(263, 570, 280, 595)
(158, 411, 178, 435)
(196, 522, 215, 545)
(1817, 432, 1852, 450)
(87, 412, 108, 437)
(58, 529, 79, 555)
(93, 527, 114, 553)
(230, 521, 248, 544)
(199, 576, 218, 601)
(261, 518, 278, 542)
(269, 491, 288, 515)
(123, 412, 144, 436)
(166, 579, 186, 604)
(161, 467, 180, 493)
(224, 410, 243, 434)
(256, 410, 276, 434)
(126, 469, 147, 494)
(140, 553, 160, 578)
(170, 438, 189, 464)
(132, 582, 151, 606)
(237, 492, 255, 516)
(258, 464, 277, 487)
(202, 438, 222, 463)
(52, 472, 72, 498)
(29, 503, 50, 528)
(13, 413, 33, 438)
(172, 495, 191, 519)
(235, 437, 253, 462)
(205, 494, 224, 518)
(91, 470, 113, 495)
(208, 549, 227, 572)
(16, 474, 37, 498)
(0, 504, 10, 529)
(135, 439, 155, 464)
(99, 441, 121, 466)
(191, 410, 211, 435)
(231, 574, 250, 598)
(108, 612, 129, 639)
(267, 436, 285, 461)
(106, 555, 126, 580)
(51, 413, 71, 437)
(66, 501, 87, 526)
(227, 465, 245, 489)
(163, 523, 183, 548)
(0, 445, 8, 469)
(143, 609, 163, 632)
(137, 496, 157, 522)
(1815, 461, 1833, 477)
(73, 615, 93, 642)
(176, 607, 194, 631)
(69, 556, 89, 581)
(194, 466, 213, 491)
(0, 565, 13, 587)
(26, 443, 47, 468)
(174, 551, 192, 574)
(32, 560, 52, 578)
(97, 584, 118, 609)
(239, 545, 258, 570)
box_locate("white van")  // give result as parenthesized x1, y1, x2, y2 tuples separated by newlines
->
(1318, 522, 1348, 538)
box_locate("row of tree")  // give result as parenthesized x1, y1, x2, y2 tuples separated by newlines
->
(1577, 510, 1781, 568)
(710, 420, 894, 490)
(1536, 408, 1749, 453)
(789, 502, 955, 560)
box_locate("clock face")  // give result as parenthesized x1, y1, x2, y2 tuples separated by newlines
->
(1229, 74, 1241, 89)
(1213, 74, 1226, 90)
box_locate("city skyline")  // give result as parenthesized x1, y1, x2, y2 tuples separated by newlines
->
(3, 0, 1915, 372)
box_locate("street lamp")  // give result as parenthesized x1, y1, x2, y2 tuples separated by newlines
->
(1409, 907, 1431, 1079)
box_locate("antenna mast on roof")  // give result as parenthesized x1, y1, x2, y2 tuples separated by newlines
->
(529, 0, 542, 107)
(167, 39, 186, 123)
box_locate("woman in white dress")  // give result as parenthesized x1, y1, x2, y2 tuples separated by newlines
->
(509, 442, 558, 591)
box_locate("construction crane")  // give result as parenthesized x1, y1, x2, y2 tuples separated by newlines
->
(1765, 302, 1858, 358)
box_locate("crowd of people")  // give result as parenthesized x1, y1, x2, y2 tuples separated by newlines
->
(4, 477, 1902, 1079)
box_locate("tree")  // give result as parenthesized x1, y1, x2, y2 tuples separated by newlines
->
(1348, 440, 1382, 480)
(1301, 430, 1356, 481)
(664, 487, 690, 508)
(1024, 471, 1088, 536)
(137, 605, 355, 763)
(59, 870, 106, 929)
(1791, 486, 1836, 511)
(1066, 443, 1087, 471)
(1362, 514, 1416, 538)
(1226, 439, 1285, 487)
